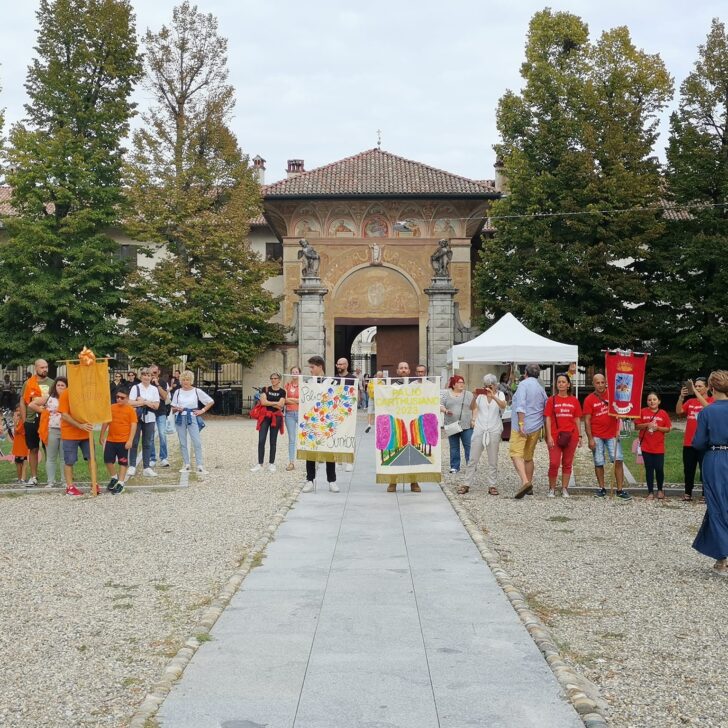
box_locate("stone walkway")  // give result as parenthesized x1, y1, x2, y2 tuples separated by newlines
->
(157, 423, 582, 728)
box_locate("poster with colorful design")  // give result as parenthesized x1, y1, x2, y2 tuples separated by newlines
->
(605, 351, 648, 419)
(296, 377, 358, 463)
(374, 380, 441, 484)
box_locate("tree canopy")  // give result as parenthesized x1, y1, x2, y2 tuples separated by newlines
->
(0, 0, 141, 365)
(122, 1, 283, 368)
(474, 9, 673, 366)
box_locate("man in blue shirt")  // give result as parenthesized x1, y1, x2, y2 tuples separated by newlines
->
(510, 363, 547, 499)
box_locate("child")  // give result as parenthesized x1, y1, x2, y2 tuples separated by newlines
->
(100, 387, 137, 494)
(11, 406, 28, 484)
(636, 392, 672, 500)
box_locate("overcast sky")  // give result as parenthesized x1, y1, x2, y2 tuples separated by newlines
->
(0, 1, 725, 183)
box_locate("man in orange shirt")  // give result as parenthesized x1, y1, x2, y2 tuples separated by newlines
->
(58, 387, 94, 496)
(100, 388, 137, 494)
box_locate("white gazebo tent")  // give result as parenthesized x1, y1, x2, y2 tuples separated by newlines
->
(447, 312, 578, 388)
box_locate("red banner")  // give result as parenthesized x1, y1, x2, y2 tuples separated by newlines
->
(605, 351, 647, 419)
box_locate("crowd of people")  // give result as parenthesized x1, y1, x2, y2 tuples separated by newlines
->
(0, 360, 212, 495)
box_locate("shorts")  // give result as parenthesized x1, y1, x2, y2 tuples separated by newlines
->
(509, 428, 541, 460)
(592, 437, 623, 467)
(14, 456, 27, 464)
(24, 421, 40, 450)
(62, 438, 90, 466)
(104, 441, 129, 465)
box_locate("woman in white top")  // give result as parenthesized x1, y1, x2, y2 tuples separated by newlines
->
(43, 376, 67, 488)
(127, 367, 161, 477)
(460, 374, 506, 495)
(171, 370, 214, 474)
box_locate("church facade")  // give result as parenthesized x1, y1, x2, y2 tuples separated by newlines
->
(250, 148, 499, 381)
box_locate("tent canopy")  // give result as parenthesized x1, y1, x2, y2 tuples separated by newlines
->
(448, 313, 578, 369)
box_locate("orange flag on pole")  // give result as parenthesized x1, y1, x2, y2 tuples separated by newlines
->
(66, 347, 112, 425)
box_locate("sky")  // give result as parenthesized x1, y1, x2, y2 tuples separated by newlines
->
(0, 0, 725, 184)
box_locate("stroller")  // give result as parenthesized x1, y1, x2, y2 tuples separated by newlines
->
(0, 408, 15, 460)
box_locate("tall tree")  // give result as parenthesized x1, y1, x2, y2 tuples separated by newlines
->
(0, 0, 140, 365)
(474, 10, 672, 365)
(123, 1, 283, 368)
(650, 18, 728, 378)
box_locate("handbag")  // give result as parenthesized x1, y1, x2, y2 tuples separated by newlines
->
(444, 394, 466, 436)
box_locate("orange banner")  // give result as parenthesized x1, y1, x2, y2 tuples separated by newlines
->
(66, 357, 112, 425)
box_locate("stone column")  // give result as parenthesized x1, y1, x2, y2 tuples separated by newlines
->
(425, 276, 458, 379)
(295, 276, 329, 366)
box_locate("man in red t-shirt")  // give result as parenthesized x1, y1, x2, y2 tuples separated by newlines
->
(676, 377, 714, 500)
(583, 373, 631, 500)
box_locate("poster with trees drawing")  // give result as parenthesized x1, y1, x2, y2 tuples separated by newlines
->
(296, 377, 358, 463)
(374, 380, 441, 484)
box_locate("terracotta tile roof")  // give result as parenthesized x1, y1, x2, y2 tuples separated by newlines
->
(263, 148, 498, 198)
(0, 186, 14, 217)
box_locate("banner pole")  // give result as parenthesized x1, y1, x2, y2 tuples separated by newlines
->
(88, 429, 99, 496)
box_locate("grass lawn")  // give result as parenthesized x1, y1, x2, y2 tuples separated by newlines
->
(621, 430, 686, 484)
(0, 431, 182, 487)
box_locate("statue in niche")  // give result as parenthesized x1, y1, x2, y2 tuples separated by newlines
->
(298, 238, 320, 277)
(369, 242, 383, 266)
(430, 239, 453, 277)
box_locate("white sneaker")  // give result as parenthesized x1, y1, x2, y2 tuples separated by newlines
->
(302, 481, 314, 493)
(142, 467, 158, 477)
(126, 466, 136, 477)
(197, 467, 209, 475)
(45, 482, 54, 489)
(547, 490, 555, 498)
(329, 482, 340, 493)
(562, 489, 570, 498)
(250, 464, 263, 473)
(179, 464, 190, 473)
(27, 477, 39, 487)
(268, 464, 276, 473)
(160, 459, 170, 467)
(345, 463, 353, 472)
(149, 460, 157, 468)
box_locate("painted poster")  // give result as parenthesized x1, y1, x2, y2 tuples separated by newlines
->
(605, 351, 648, 419)
(374, 380, 441, 484)
(296, 377, 358, 463)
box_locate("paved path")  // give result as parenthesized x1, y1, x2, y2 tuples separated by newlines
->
(158, 423, 582, 728)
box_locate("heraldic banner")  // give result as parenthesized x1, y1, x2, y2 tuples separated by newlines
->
(296, 377, 358, 463)
(66, 350, 112, 424)
(605, 350, 647, 419)
(375, 379, 441, 484)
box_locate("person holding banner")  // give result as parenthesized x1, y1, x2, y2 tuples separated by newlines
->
(636, 393, 672, 500)
(58, 387, 93, 496)
(676, 377, 713, 502)
(691, 370, 728, 575)
(544, 373, 583, 498)
(584, 374, 631, 500)
(302, 356, 339, 493)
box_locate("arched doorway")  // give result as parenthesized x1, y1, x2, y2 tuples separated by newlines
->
(332, 265, 421, 374)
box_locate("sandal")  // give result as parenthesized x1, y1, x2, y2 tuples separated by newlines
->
(488, 487, 499, 496)
(681, 494, 692, 502)
(657, 491, 666, 500)
(698, 496, 706, 504)
(457, 486, 470, 494)
(646, 493, 655, 501)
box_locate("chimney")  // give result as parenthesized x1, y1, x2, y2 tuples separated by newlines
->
(252, 155, 266, 184)
(287, 159, 305, 179)
(494, 158, 508, 195)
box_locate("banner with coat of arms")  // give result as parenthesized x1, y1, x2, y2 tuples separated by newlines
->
(605, 351, 648, 419)
(374, 379, 441, 484)
(296, 377, 358, 463)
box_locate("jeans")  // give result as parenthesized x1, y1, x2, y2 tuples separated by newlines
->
(46, 428, 62, 485)
(176, 416, 203, 468)
(285, 410, 298, 463)
(149, 415, 168, 462)
(129, 421, 156, 468)
(448, 428, 473, 471)
(257, 418, 281, 465)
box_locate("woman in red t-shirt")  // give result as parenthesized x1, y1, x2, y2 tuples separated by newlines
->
(636, 392, 672, 500)
(676, 377, 713, 501)
(544, 373, 583, 498)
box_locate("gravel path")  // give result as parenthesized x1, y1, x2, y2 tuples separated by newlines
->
(444, 436, 728, 728)
(0, 418, 299, 728)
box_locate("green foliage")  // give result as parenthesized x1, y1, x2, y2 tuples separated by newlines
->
(474, 10, 673, 366)
(0, 0, 141, 365)
(122, 2, 283, 368)
(650, 18, 728, 378)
